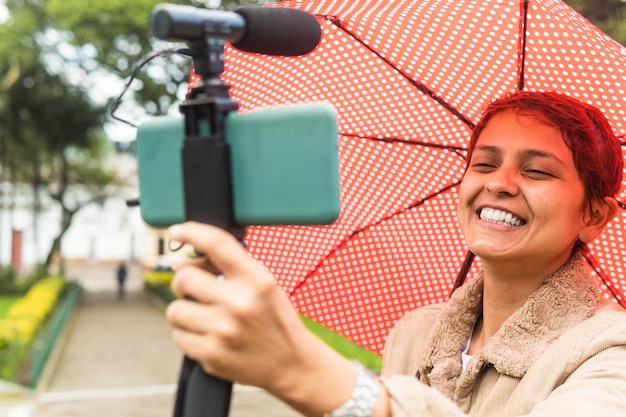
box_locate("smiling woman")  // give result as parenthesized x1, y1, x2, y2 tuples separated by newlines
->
(382, 91, 625, 416)
(163, 90, 626, 417)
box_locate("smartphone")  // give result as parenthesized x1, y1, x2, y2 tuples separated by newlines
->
(135, 102, 341, 228)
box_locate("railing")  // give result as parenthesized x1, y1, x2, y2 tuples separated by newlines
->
(22, 282, 82, 388)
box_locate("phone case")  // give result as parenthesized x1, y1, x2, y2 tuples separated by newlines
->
(227, 102, 340, 225)
(136, 102, 341, 228)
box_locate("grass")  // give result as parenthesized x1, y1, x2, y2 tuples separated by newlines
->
(0, 296, 20, 318)
(301, 316, 382, 372)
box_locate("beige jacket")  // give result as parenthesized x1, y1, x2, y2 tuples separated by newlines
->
(380, 255, 626, 416)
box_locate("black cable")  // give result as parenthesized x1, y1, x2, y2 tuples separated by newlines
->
(109, 47, 192, 128)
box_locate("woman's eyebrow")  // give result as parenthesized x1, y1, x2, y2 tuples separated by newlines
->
(519, 149, 567, 168)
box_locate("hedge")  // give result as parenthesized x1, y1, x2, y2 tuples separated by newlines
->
(0, 276, 67, 380)
(143, 269, 174, 287)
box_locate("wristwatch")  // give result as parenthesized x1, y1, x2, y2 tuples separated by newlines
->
(323, 361, 380, 417)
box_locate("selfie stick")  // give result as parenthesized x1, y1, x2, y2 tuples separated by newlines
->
(150, 4, 322, 416)
(172, 30, 238, 417)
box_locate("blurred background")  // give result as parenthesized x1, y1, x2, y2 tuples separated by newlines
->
(0, 0, 623, 416)
(0, 0, 622, 276)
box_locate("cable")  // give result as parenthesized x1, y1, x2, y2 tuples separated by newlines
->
(109, 47, 192, 128)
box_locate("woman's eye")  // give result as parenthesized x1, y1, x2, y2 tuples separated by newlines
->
(471, 162, 496, 171)
(525, 169, 554, 179)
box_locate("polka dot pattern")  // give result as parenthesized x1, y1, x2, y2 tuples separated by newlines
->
(188, 0, 626, 355)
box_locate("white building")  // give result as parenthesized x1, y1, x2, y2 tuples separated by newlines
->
(0, 147, 154, 273)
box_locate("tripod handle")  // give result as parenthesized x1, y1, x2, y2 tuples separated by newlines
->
(173, 356, 233, 417)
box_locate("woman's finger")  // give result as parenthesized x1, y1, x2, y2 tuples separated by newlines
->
(171, 256, 220, 276)
(166, 298, 225, 334)
(169, 262, 227, 303)
(168, 222, 262, 279)
(170, 328, 228, 377)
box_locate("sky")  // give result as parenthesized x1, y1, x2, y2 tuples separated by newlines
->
(0, 2, 6, 24)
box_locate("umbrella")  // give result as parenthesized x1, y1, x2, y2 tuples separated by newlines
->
(187, 0, 626, 356)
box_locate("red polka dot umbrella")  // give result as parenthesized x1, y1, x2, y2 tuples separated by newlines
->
(189, 0, 626, 355)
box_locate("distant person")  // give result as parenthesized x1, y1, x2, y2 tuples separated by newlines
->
(116, 262, 128, 301)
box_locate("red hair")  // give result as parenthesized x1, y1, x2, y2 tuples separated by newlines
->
(469, 90, 623, 206)
(467, 91, 623, 252)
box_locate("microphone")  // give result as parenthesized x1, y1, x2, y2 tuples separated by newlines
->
(150, 4, 321, 56)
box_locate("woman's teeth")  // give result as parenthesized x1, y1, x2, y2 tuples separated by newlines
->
(479, 208, 525, 227)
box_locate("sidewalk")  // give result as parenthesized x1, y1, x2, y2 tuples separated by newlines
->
(0, 261, 300, 417)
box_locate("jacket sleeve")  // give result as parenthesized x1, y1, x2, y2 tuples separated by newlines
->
(380, 375, 469, 417)
(382, 304, 443, 377)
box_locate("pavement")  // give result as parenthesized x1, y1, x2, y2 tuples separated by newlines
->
(0, 261, 301, 417)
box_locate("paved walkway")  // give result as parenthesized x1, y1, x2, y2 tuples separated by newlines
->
(0, 261, 300, 417)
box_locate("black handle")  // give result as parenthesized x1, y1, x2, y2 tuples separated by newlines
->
(174, 356, 233, 417)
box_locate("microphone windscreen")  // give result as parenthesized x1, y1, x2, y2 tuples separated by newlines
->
(233, 7, 321, 57)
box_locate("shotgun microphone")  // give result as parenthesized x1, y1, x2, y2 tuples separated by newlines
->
(150, 3, 321, 57)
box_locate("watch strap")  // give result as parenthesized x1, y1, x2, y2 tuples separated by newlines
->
(323, 361, 379, 417)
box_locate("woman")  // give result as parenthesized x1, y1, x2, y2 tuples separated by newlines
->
(165, 91, 626, 417)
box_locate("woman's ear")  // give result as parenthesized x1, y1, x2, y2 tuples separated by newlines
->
(579, 197, 619, 243)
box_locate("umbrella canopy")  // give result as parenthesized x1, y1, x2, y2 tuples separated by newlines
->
(189, 0, 626, 355)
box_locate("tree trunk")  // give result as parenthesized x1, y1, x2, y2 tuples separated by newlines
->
(45, 155, 76, 270)
(45, 204, 77, 269)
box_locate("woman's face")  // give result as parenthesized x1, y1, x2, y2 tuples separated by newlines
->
(457, 109, 589, 274)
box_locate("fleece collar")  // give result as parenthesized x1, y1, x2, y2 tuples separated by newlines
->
(417, 254, 599, 400)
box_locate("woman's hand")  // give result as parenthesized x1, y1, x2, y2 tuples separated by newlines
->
(164, 222, 360, 416)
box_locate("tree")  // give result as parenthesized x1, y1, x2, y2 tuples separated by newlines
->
(0, 1, 124, 272)
(564, 0, 626, 45)
(43, 0, 274, 122)
(1, 0, 272, 272)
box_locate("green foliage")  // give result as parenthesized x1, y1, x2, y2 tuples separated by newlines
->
(0, 276, 67, 381)
(144, 269, 175, 286)
(0, 266, 17, 294)
(564, 0, 626, 45)
(0, 336, 26, 381)
(2, 276, 67, 344)
(0, 296, 20, 318)
(0, 265, 46, 295)
(145, 282, 178, 304)
(301, 316, 382, 372)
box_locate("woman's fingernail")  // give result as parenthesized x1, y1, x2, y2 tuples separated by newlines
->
(168, 224, 182, 237)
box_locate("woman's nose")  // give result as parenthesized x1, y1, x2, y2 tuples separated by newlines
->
(485, 166, 519, 196)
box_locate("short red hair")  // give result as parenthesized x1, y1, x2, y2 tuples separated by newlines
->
(469, 90, 623, 208)
(467, 91, 623, 253)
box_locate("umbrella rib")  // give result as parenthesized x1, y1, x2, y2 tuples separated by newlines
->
(518, 0, 530, 90)
(289, 181, 461, 297)
(328, 18, 475, 129)
(617, 135, 626, 210)
(342, 133, 467, 153)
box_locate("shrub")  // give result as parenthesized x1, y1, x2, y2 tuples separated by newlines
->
(0, 266, 17, 294)
(144, 270, 174, 287)
(0, 333, 26, 380)
(0, 276, 66, 349)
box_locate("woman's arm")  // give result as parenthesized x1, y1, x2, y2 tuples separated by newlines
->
(165, 222, 391, 417)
